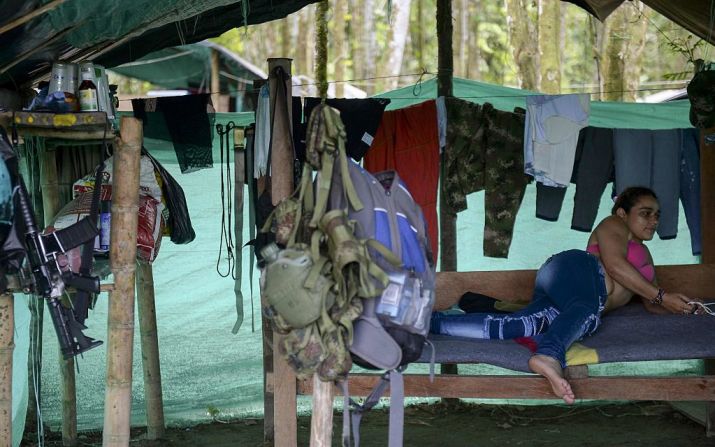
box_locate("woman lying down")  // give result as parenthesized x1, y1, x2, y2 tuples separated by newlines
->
(430, 186, 706, 404)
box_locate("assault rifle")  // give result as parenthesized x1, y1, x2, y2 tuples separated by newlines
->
(15, 177, 103, 359)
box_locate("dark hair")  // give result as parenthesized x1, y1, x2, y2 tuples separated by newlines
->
(611, 186, 658, 215)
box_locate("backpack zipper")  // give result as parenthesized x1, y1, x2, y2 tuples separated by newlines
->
(381, 177, 402, 259)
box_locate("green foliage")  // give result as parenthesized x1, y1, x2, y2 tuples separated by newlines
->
(206, 1, 714, 97)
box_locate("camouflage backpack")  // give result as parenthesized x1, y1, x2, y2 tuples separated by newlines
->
(261, 103, 395, 382)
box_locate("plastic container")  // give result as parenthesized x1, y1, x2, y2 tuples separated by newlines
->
(78, 63, 99, 112)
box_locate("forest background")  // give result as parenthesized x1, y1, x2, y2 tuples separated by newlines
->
(116, 0, 715, 100)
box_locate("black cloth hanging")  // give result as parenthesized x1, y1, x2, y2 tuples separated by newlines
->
(132, 94, 215, 173)
(302, 97, 391, 161)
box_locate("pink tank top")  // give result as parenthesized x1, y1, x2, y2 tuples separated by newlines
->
(586, 240, 655, 282)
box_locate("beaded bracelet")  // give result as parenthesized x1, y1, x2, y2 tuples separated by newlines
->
(650, 288, 665, 305)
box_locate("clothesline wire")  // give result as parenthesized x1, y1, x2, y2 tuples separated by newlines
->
(117, 79, 690, 103)
(117, 71, 435, 102)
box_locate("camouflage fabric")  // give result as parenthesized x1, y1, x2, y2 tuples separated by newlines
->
(444, 98, 528, 258)
(262, 104, 386, 382)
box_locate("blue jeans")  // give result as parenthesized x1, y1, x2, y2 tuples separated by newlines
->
(430, 249, 608, 367)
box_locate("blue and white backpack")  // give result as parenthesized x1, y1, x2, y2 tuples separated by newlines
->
(330, 158, 436, 447)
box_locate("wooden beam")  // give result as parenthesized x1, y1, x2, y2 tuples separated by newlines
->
(310, 376, 334, 447)
(268, 54, 297, 447)
(0, 0, 68, 36)
(299, 374, 715, 401)
(434, 264, 715, 310)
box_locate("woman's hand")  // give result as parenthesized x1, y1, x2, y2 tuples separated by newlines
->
(661, 292, 703, 315)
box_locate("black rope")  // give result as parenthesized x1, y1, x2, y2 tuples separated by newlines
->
(215, 121, 237, 279)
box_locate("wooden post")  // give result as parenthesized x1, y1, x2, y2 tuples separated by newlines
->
(0, 293, 14, 447)
(309, 376, 334, 447)
(436, 0, 459, 384)
(268, 58, 294, 206)
(102, 116, 142, 447)
(267, 57, 298, 447)
(136, 261, 165, 440)
(41, 147, 78, 446)
(700, 126, 715, 437)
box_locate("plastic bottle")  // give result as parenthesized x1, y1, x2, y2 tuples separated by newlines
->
(99, 200, 111, 252)
(78, 64, 99, 112)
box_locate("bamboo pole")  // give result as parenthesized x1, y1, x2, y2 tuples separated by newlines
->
(136, 261, 165, 440)
(102, 116, 142, 447)
(267, 57, 298, 447)
(0, 293, 14, 447)
(309, 376, 334, 447)
(41, 147, 78, 446)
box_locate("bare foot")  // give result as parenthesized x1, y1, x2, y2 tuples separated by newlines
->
(528, 354, 575, 405)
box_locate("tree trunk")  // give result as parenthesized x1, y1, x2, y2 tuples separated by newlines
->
(385, 0, 412, 90)
(362, 0, 377, 95)
(455, 0, 468, 77)
(538, 0, 561, 93)
(506, 0, 538, 90)
(302, 6, 315, 82)
(333, 0, 347, 97)
(603, 6, 627, 101)
(589, 15, 607, 101)
(415, 0, 425, 70)
(622, 1, 649, 101)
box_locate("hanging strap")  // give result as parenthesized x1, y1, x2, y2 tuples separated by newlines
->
(245, 126, 257, 332)
(387, 370, 405, 447)
(232, 127, 246, 334)
(215, 122, 237, 279)
(340, 369, 405, 447)
(72, 155, 105, 324)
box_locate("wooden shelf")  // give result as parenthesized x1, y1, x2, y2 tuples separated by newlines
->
(0, 111, 113, 140)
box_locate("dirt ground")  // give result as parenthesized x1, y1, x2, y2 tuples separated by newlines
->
(25, 400, 713, 447)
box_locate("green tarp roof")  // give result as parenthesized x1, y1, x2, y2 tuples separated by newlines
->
(110, 41, 266, 94)
(0, 0, 318, 89)
(374, 77, 693, 130)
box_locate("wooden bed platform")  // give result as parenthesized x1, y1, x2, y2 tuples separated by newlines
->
(267, 263, 715, 444)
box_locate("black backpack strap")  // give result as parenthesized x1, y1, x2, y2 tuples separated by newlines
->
(72, 158, 105, 324)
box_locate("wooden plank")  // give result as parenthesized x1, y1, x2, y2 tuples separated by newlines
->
(310, 376, 333, 447)
(435, 264, 715, 310)
(0, 111, 109, 129)
(299, 374, 715, 401)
